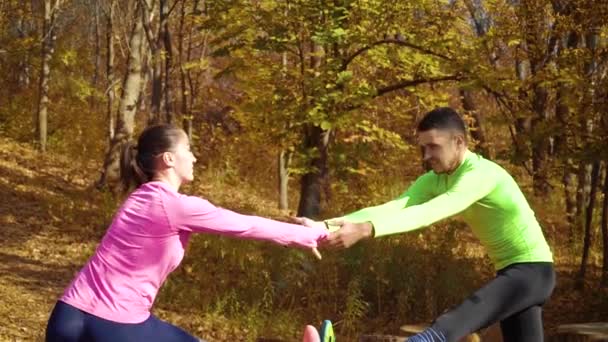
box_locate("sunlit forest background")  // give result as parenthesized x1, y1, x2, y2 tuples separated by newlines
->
(1, 0, 608, 340)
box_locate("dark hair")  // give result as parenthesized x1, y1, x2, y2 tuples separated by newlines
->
(120, 124, 185, 191)
(417, 107, 467, 138)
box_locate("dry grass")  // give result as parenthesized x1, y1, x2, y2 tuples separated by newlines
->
(0, 136, 606, 342)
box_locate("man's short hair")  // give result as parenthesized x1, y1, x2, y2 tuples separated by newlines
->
(417, 107, 467, 137)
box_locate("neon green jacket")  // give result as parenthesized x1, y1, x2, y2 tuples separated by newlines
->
(340, 150, 553, 270)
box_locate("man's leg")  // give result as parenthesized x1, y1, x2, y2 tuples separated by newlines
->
(407, 262, 554, 342)
(500, 305, 544, 342)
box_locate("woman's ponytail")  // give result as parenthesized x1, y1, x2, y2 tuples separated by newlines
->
(119, 141, 149, 192)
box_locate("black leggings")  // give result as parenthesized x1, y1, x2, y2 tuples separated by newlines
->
(409, 262, 556, 342)
(46, 301, 201, 342)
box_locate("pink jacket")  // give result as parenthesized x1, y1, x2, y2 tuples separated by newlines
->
(61, 181, 327, 323)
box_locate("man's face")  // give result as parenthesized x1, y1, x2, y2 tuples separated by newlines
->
(417, 128, 464, 174)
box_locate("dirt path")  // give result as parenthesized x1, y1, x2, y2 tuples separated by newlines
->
(0, 138, 102, 341)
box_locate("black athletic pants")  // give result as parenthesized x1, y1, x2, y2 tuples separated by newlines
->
(408, 262, 556, 342)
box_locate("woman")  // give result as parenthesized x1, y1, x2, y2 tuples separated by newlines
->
(46, 124, 328, 341)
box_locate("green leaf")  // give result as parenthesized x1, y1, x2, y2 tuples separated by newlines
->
(320, 120, 332, 130)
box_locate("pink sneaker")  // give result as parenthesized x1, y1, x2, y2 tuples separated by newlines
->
(303, 325, 321, 342)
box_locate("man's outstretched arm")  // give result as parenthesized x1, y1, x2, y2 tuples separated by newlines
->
(333, 171, 436, 226)
(294, 173, 433, 230)
(347, 167, 496, 237)
(323, 167, 496, 248)
(317, 172, 436, 248)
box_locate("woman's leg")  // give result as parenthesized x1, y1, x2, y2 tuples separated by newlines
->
(45, 301, 87, 342)
(140, 315, 202, 342)
(86, 313, 200, 342)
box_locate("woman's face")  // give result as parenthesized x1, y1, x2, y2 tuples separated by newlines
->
(170, 132, 197, 183)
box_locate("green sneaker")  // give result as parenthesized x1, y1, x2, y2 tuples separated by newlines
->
(319, 320, 335, 342)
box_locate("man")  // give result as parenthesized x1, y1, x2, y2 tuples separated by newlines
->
(298, 107, 555, 342)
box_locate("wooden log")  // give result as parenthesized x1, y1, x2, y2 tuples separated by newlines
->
(400, 323, 481, 342)
(358, 333, 481, 342)
(550, 323, 608, 342)
(359, 334, 409, 342)
(398, 323, 502, 342)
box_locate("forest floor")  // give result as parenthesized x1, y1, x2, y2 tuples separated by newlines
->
(0, 136, 607, 341)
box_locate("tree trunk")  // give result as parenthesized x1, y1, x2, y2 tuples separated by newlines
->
(97, 0, 150, 190)
(555, 91, 578, 232)
(93, 0, 101, 87)
(601, 167, 608, 287)
(577, 161, 593, 229)
(512, 54, 531, 165)
(161, 0, 173, 123)
(563, 163, 577, 229)
(138, 53, 151, 113)
(460, 89, 491, 158)
(36, 0, 57, 153)
(16, 17, 32, 90)
(531, 84, 551, 197)
(577, 161, 601, 288)
(574, 28, 601, 275)
(106, 0, 116, 142)
(178, 0, 191, 139)
(142, 0, 162, 125)
(461, 0, 494, 160)
(554, 31, 578, 227)
(517, 1, 552, 197)
(297, 125, 331, 218)
(278, 150, 291, 211)
(553, 30, 578, 155)
(277, 38, 292, 211)
(297, 41, 329, 218)
(185, 0, 207, 130)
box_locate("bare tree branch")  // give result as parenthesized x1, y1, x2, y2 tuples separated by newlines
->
(341, 74, 463, 112)
(139, 0, 157, 50)
(375, 74, 462, 97)
(341, 39, 453, 71)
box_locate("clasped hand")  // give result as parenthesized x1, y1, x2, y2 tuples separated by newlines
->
(292, 217, 374, 255)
